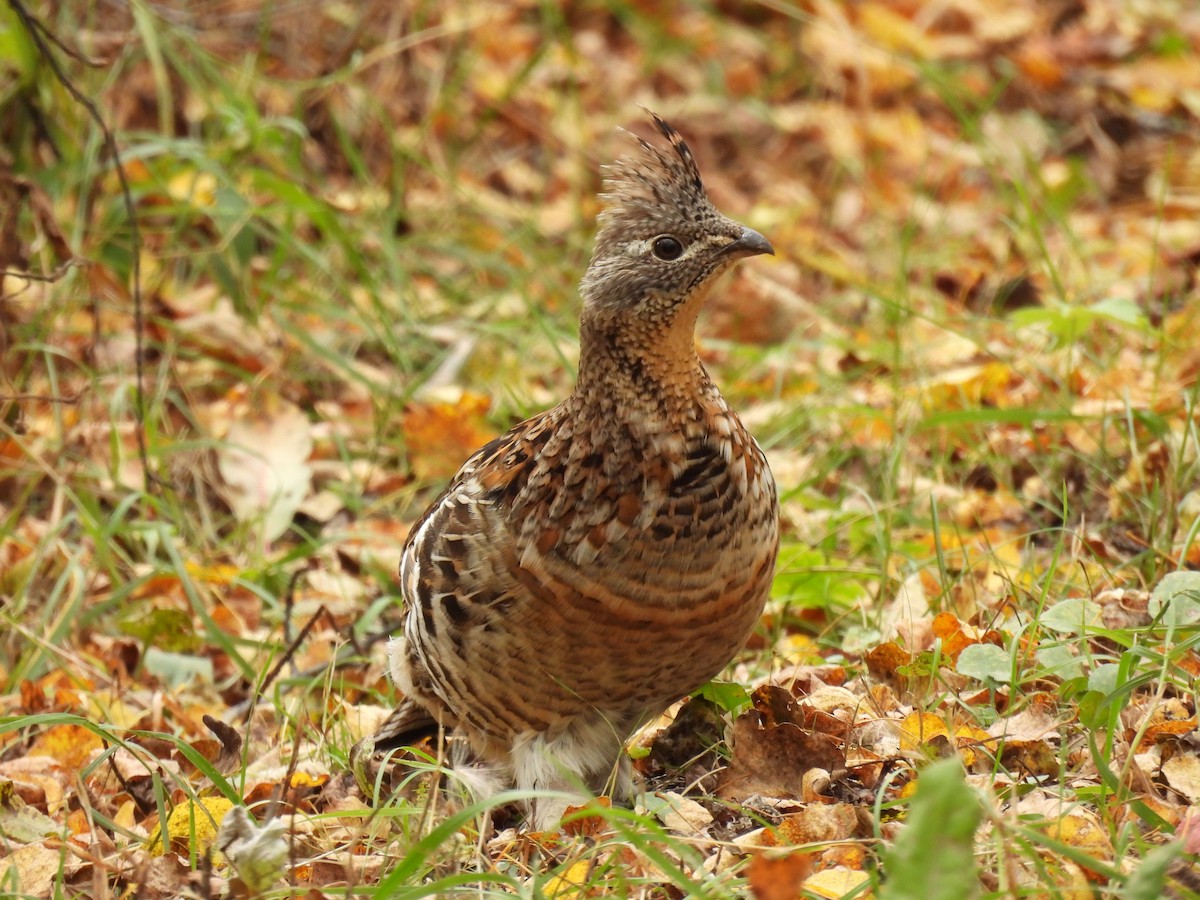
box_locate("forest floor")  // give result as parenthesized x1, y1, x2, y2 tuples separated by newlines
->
(2, 1, 1200, 897)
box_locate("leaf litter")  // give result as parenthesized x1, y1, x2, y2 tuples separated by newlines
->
(2, 0, 1200, 896)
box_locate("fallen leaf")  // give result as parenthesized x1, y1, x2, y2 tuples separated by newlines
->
(747, 851, 814, 900)
(0, 784, 63, 843)
(717, 709, 845, 802)
(801, 866, 873, 899)
(28, 724, 103, 771)
(543, 858, 593, 899)
(771, 803, 860, 845)
(0, 842, 83, 897)
(651, 792, 713, 834)
(1162, 756, 1200, 803)
(899, 712, 950, 752)
(401, 391, 496, 481)
(147, 796, 236, 857)
(215, 395, 314, 543)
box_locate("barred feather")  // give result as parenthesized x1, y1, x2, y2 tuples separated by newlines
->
(362, 112, 779, 830)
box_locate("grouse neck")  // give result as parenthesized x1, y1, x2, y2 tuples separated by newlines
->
(574, 315, 714, 417)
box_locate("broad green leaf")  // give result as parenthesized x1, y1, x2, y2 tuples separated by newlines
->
(693, 681, 750, 715)
(881, 759, 981, 900)
(142, 648, 215, 688)
(1149, 571, 1200, 626)
(1039, 598, 1103, 635)
(1088, 663, 1122, 695)
(956, 643, 1011, 683)
(1089, 297, 1148, 329)
(1038, 643, 1084, 681)
(1120, 843, 1182, 900)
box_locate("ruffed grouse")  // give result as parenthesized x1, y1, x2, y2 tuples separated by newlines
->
(359, 113, 779, 829)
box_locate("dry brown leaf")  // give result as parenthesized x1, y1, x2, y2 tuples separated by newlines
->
(1162, 756, 1200, 804)
(746, 850, 815, 900)
(652, 792, 713, 834)
(717, 709, 845, 803)
(865, 641, 912, 688)
(1138, 697, 1197, 747)
(0, 842, 84, 897)
(560, 797, 612, 838)
(1013, 38, 1065, 89)
(989, 704, 1062, 744)
(770, 803, 860, 846)
(0, 756, 67, 814)
(214, 394, 314, 542)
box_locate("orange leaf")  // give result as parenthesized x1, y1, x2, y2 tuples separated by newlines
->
(402, 392, 497, 481)
(1014, 40, 1065, 90)
(561, 796, 612, 838)
(30, 724, 103, 770)
(747, 851, 815, 900)
(866, 641, 911, 682)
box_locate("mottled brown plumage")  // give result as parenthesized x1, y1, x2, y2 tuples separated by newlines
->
(359, 113, 779, 828)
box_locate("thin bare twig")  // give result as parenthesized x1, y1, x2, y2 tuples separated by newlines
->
(7, 0, 153, 497)
(0, 392, 80, 403)
(1, 258, 86, 283)
(255, 603, 333, 714)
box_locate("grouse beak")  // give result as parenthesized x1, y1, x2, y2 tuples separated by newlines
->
(722, 225, 774, 260)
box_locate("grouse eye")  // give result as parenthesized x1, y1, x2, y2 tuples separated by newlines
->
(651, 236, 684, 261)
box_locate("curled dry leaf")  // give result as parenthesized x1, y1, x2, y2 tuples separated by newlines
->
(202, 715, 244, 776)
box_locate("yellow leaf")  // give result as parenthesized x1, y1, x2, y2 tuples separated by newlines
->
(29, 724, 102, 770)
(115, 800, 138, 830)
(185, 561, 243, 584)
(147, 796, 235, 857)
(953, 724, 992, 767)
(544, 859, 592, 899)
(84, 691, 143, 730)
(915, 362, 1017, 411)
(899, 712, 949, 750)
(857, 2, 934, 59)
(0, 844, 83, 896)
(166, 169, 218, 208)
(1045, 810, 1114, 872)
(802, 866, 873, 899)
